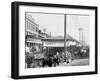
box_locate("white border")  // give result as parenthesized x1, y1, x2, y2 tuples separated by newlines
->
(19, 5, 95, 76)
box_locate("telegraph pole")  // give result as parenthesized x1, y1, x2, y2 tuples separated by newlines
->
(64, 14, 67, 56)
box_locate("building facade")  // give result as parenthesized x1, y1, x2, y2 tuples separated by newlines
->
(25, 14, 51, 55)
(25, 14, 39, 39)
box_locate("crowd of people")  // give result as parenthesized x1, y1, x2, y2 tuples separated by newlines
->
(25, 45, 89, 68)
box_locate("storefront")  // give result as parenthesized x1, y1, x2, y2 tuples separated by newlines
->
(26, 39, 43, 54)
(41, 36, 80, 59)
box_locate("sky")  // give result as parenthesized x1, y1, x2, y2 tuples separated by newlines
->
(26, 12, 90, 45)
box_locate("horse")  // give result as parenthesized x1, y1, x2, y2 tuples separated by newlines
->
(42, 57, 53, 67)
(42, 54, 60, 67)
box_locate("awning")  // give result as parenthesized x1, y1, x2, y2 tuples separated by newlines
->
(27, 40, 42, 44)
(43, 41, 77, 47)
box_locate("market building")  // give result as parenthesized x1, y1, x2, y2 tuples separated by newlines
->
(41, 34, 80, 47)
(41, 34, 80, 59)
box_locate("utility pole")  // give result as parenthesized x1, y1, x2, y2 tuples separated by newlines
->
(64, 14, 67, 56)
